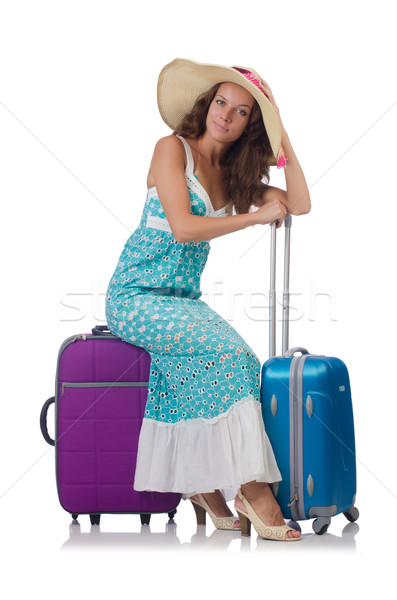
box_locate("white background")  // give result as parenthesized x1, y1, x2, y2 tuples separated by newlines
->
(1, 0, 396, 596)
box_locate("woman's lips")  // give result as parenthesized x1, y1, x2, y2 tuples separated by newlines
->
(214, 121, 228, 132)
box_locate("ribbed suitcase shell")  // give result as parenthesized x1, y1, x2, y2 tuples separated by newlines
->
(53, 330, 180, 522)
(261, 352, 357, 531)
(261, 217, 358, 534)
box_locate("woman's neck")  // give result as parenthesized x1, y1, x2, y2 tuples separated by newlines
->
(196, 131, 233, 168)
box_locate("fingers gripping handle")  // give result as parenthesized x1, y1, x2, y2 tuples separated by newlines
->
(269, 216, 292, 358)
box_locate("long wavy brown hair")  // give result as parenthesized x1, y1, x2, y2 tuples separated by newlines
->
(172, 82, 273, 214)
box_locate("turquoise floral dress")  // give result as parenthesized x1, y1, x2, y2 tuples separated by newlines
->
(105, 136, 281, 499)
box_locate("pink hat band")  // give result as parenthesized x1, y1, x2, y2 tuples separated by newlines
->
(232, 67, 287, 169)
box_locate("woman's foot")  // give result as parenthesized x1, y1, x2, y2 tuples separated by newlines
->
(190, 490, 241, 529)
(234, 482, 300, 540)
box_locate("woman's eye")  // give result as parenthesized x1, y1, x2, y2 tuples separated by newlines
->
(215, 99, 247, 116)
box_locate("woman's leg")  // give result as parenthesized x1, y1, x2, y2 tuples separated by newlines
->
(234, 481, 301, 539)
(107, 291, 282, 502)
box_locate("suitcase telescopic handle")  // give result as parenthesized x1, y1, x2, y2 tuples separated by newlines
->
(269, 215, 293, 358)
(40, 397, 55, 446)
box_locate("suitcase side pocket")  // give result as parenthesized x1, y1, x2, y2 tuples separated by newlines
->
(60, 381, 149, 396)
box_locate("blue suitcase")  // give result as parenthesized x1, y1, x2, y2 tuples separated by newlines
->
(261, 216, 359, 535)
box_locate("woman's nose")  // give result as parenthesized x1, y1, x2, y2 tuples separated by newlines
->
(222, 109, 233, 122)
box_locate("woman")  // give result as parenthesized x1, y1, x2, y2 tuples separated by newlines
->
(105, 58, 311, 542)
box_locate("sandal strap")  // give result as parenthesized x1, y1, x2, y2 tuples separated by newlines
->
(191, 494, 241, 530)
(236, 488, 299, 541)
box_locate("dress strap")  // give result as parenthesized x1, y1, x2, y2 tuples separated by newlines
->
(175, 135, 195, 175)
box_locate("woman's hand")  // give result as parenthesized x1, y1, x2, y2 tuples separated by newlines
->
(252, 198, 287, 229)
(258, 78, 283, 125)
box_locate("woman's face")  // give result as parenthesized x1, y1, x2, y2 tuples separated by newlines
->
(206, 82, 254, 143)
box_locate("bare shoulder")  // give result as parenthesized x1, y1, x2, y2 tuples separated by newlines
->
(149, 136, 187, 179)
(153, 135, 186, 161)
(148, 135, 188, 191)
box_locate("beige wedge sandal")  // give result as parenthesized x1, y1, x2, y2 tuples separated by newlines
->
(234, 488, 300, 541)
(190, 494, 241, 530)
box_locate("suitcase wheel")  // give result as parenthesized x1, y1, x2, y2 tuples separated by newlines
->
(168, 509, 177, 520)
(312, 517, 330, 535)
(140, 514, 151, 525)
(90, 514, 101, 526)
(343, 506, 359, 523)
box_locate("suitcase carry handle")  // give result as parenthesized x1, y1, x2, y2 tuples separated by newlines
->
(284, 347, 309, 358)
(92, 325, 112, 336)
(40, 397, 55, 446)
(269, 215, 293, 358)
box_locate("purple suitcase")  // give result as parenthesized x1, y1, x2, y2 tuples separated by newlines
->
(40, 325, 181, 525)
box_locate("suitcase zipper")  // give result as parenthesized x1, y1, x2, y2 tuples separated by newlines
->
(294, 392, 299, 501)
(70, 334, 87, 343)
(289, 353, 309, 521)
(61, 381, 149, 396)
(290, 373, 300, 511)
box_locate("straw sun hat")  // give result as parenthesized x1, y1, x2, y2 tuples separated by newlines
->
(157, 58, 286, 168)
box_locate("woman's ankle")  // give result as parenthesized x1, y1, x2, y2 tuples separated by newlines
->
(240, 481, 271, 501)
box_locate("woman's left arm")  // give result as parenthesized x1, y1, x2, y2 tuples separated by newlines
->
(272, 126, 311, 215)
(259, 80, 311, 216)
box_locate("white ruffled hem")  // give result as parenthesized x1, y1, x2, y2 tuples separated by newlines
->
(133, 396, 282, 500)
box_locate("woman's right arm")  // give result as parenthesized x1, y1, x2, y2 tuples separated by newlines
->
(150, 136, 287, 243)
